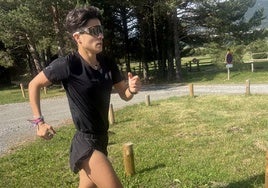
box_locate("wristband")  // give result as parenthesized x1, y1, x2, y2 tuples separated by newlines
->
(28, 116, 44, 127)
(128, 87, 137, 95)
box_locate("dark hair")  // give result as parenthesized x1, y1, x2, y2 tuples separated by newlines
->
(65, 6, 102, 34)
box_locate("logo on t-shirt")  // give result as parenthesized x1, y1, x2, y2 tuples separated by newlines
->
(105, 71, 112, 80)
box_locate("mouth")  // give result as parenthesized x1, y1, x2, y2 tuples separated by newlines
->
(96, 42, 103, 47)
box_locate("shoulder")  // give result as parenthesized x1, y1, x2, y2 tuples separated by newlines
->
(43, 52, 80, 74)
(66, 52, 81, 64)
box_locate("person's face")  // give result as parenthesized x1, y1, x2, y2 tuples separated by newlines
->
(73, 18, 104, 54)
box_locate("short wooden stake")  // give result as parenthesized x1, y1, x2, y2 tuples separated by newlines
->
(251, 62, 254, 72)
(123, 142, 135, 176)
(246, 79, 250, 95)
(145, 94, 150, 106)
(43, 87, 47, 95)
(19, 83, 26, 98)
(265, 151, 268, 188)
(189, 83, 194, 97)
(108, 103, 115, 125)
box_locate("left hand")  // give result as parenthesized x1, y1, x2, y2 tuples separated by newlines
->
(128, 72, 141, 94)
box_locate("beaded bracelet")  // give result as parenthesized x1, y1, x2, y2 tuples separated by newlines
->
(28, 116, 44, 127)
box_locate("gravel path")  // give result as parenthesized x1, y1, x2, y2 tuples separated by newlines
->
(1, 83, 268, 156)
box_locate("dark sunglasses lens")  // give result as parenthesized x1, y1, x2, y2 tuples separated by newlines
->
(89, 26, 103, 37)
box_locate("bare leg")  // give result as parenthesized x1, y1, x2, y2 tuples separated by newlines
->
(79, 169, 97, 188)
(79, 150, 123, 188)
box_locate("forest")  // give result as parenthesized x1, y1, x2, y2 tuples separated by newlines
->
(0, 0, 267, 85)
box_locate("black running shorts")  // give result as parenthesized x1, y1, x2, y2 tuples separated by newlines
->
(69, 131, 108, 173)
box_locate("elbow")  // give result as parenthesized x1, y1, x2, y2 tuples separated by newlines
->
(28, 77, 45, 96)
(28, 79, 40, 91)
(28, 80, 34, 92)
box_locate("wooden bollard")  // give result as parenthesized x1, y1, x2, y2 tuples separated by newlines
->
(265, 151, 268, 188)
(145, 94, 150, 106)
(246, 79, 250, 95)
(189, 83, 194, 97)
(227, 67, 230, 80)
(43, 87, 47, 95)
(19, 83, 26, 98)
(123, 142, 135, 176)
(108, 103, 115, 125)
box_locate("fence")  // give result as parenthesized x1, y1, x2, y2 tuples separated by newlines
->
(244, 52, 268, 72)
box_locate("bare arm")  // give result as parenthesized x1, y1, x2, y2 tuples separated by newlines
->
(28, 71, 56, 140)
(113, 72, 141, 101)
(28, 71, 51, 117)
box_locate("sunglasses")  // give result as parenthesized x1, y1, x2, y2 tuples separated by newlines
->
(79, 25, 104, 37)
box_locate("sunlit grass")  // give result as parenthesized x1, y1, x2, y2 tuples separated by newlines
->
(1, 95, 267, 187)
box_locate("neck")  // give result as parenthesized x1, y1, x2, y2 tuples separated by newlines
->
(78, 48, 99, 68)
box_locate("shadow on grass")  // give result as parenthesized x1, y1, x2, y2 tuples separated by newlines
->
(225, 173, 264, 188)
(138, 163, 166, 174)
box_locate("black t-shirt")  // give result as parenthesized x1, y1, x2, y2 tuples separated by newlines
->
(43, 52, 123, 134)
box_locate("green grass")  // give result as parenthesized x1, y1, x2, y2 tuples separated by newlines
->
(1, 95, 268, 187)
(181, 60, 268, 84)
(0, 84, 65, 105)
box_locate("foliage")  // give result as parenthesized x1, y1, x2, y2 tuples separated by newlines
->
(0, 0, 75, 76)
(0, 0, 266, 82)
(247, 39, 268, 53)
(0, 51, 14, 68)
(192, 0, 266, 45)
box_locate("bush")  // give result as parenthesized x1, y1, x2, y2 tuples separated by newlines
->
(252, 53, 268, 59)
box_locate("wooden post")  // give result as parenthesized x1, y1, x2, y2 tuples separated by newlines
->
(227, 67, 230, 80)
(19, 83, 26, 98)
(43, 87, 47, 95)
(246, 79, 250, 95)
(108, 103, 115, 125)
(251, 62, 254, 72)
(123, 142, 135, 176)
(189, 61, 192, 72)
(265, 151, 268, 188)
(145, 94, 150, 106)
(189, 83, 194, 97)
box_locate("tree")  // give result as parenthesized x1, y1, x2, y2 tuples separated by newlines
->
(0, 0, 75, 77)
(189, 0, 266, 45)
(0, 0, 265, 84)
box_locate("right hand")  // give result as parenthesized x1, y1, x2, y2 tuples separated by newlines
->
(37, 122, 56, 140)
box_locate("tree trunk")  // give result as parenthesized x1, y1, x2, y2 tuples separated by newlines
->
(120, 7, 131, 72)
(51, 4, 65, 57)
(26, 34, 42, 74)
(152, 6, 164, 80)
(172, 8, 183, 82)
(167, 12, 175, 81)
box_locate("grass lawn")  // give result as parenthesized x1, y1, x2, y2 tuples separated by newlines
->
(0, 84, 65, 105)
(0, 95, 268, 187)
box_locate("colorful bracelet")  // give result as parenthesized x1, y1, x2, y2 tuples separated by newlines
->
(28, 116, 44, 127)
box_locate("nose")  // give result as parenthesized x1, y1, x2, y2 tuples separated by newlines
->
(97, 33, 104, 39)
